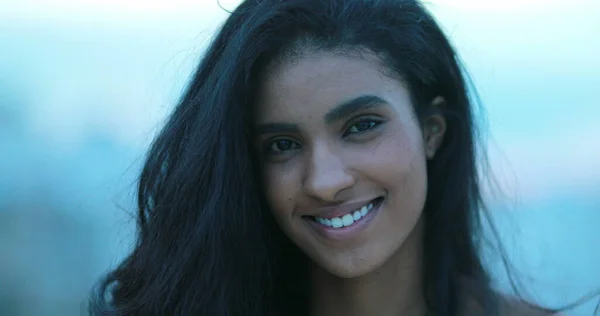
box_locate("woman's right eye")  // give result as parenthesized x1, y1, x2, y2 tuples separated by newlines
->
(264, 139, 301, 155)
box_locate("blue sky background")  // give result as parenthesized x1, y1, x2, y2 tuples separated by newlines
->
(0, 1, 598, 315)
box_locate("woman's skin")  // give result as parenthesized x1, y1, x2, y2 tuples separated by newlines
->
(254, 50, 447, 316)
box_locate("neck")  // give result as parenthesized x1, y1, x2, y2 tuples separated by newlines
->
(310, 218, 427, 316)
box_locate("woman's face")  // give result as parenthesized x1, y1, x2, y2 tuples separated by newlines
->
(254, 51, 444, 278)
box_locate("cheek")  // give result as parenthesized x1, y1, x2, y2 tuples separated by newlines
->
(262, 165, 299, 219)
(358, 126, 428, 197)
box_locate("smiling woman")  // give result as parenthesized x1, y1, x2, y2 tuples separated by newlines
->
(255, 52, 442, 288)
(88, 0, 587, 315)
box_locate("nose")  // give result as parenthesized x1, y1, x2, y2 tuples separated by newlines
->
(303, 142, 355, 202)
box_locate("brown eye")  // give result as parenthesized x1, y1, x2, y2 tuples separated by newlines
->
(344, 118, 382, 137)
(265, 139, 301, 154)
(351, 121, 376, 132)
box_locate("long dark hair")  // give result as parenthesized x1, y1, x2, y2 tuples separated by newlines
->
(88, 0, 584, 315)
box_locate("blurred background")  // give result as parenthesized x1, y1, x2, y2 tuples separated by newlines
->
(0, 0, 598, 315)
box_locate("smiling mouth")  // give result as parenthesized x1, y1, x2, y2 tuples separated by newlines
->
(304, 197, 384, 229)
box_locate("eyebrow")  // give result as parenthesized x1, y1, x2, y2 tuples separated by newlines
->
(324, 95, 387, 124)
(255, 94, 388, 135)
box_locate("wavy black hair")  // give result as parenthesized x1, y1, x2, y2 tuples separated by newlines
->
(89, 0, 594, 315)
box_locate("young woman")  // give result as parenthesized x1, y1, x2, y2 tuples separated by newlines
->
(89, 0, 575, 315)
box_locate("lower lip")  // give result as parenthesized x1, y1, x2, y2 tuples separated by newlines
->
(306, 200, 382, 242)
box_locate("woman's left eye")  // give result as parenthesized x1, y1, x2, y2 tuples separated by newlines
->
(344, 119, 381, 136)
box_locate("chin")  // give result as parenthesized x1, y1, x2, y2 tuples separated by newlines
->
(309, 248, 395, 279)
(306, 218, 424, 280)
(324, 264, 379, 279)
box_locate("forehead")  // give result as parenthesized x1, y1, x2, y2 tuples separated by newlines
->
(255, 51, 406, 122)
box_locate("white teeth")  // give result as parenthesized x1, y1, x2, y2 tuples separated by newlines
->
(360, 206, 367, 216)
(341, 214, 354, 226)
(315, 200, 379, 229)
(331, 217, 343, 228)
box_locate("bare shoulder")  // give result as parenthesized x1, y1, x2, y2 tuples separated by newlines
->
(459, 293, 563, 316)
(457, 277, 563, 316)
(496, 295, 562, 316)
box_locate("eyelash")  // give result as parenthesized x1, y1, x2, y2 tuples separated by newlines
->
(264, 138, 301, 156)
(263, 117, 383, 156)
(342, 117, 383, 137)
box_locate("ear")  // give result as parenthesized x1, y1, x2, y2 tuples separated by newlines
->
(422, 96, 447, 160)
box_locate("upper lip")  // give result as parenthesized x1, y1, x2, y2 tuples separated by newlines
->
(303, 198, 379, 219)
